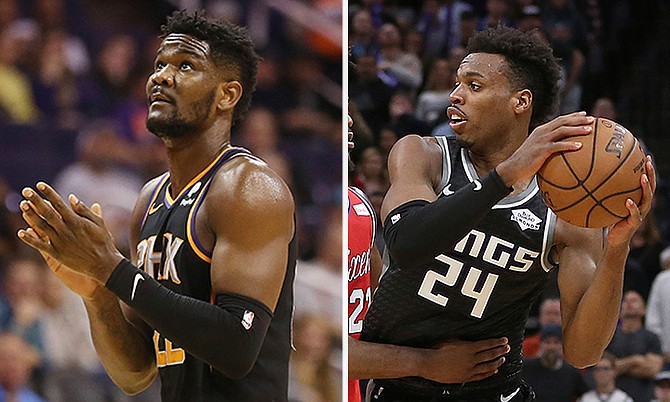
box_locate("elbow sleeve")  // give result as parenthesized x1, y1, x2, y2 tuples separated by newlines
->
(383, 169, 512, 267)
(106, 259, 272, 379)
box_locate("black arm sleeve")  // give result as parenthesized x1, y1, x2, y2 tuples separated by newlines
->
(383, 169, 513, 268)
(105, 259, 273, 379)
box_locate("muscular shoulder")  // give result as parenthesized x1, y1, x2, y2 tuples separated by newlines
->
(388, 135, 443, 186)
(205, 156, 295, 239)
(211, 156, 293, 210)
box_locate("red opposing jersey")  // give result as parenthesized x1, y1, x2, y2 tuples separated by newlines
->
(348, 186, 376, 402)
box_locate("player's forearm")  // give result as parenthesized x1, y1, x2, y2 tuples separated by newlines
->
(84, 287, 157, 394)
(348, 337, 426, 379)
(105, 259, 272, 379)
(562, 245, 628, 368)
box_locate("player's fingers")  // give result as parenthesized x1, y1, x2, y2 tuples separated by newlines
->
(91, 203, 103, 218)
(35, 182, 77, 222)
(20, 201, 57, 240)
(17, 228, 55, 254)
(547, 136, 584, 155)
(547, 111, 593, 131)
(475, 344, 511, 362)
(21, 186, 65, 230)
(625, 198, 642, 224)
(474, 356, 506, 372)
(69, 195, 104, 226)
(548, 124, 592, 142)
(472, 337, 508, 352)
(467, 370, 499, 382)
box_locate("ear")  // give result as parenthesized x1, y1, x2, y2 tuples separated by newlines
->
(512, 89, 533, 116)
(216, 80, 243, 112)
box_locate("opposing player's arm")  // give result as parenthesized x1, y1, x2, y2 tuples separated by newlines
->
(555, 158, 656, 368)
(349, 336, 509, 383)
(84, 179, 159, 394)
(381, 135, 512, 267)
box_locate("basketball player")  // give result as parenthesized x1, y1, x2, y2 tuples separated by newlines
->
(361, 27, 656, 401)
(17, 11, 296, 402)
(348, 112, 511, 400)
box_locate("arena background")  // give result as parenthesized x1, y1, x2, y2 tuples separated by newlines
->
(0, 0, 343, 401)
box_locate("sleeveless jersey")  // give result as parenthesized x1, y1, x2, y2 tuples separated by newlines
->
(361, 136, 557, 398)
(348, 186, 377, 402)
(136, 146, 297, 402)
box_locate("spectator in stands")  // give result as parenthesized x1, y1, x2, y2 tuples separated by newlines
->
(549, 22, 585, 113)
(523, 298, 562, 359)
(0, 257, 46, 358)
(350, 53, 394, 137)
(377, 22, 423, 91)
(237, 107, 293, 188)
(289, 314, 340, 402)
(591, 97, 618, 120)
(647, 247, 670, 370)
(53, 119, 142, 255)
(416, 0, 473, 59)
(477, 0, 512, 31)
(625, 213, 665, 300)
(0, 332, 43, 402)
(655, 371, 670, 402)
(522, 324, 588, 401)
(579, 352, 634, 402)
(350, 9, 379, 61)
(608, 290, 664, 402)
(388, 90, 431, 137)
(353, 146, 389, 195)
(456, 10, 478, 49)
(40, 269, 106, 402)
(415, 58, 454, 127)
(517, 5, 543, 32)
(0, 23, 40, 124)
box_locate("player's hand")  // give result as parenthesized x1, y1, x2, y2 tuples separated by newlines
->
(497, 112, 594, 187)
(419, 337, 510, 383)
(17, 182, 125, 285)
(19, 216, 102, 302)
(607, 156, 656, 247)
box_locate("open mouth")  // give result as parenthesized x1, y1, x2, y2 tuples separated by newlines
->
(446, 109, 467, 131)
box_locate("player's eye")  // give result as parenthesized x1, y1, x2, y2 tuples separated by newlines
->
(470, 82, 481, 91)
(180, 62, 193, 71)
(154, 61, 166, 71)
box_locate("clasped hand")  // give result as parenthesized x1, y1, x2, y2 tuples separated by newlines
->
(17, 182, 125, 285)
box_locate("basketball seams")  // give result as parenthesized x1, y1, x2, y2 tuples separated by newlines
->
(548, 137, 638, 214)
(538, 119, 644, 227)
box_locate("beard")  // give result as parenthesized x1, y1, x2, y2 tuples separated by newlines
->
(146, 90, 216, 139)
(455, 136, 474, 149)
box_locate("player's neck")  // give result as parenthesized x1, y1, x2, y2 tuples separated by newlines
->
(164, 125, 231, 196)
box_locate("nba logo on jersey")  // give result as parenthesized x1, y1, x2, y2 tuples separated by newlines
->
(242, 310, 255, 330)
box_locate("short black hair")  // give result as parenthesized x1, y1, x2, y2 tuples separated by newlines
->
(161, 10, 260, 124)
(466, 27, 561, 129)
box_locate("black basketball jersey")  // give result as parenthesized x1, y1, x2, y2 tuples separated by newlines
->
(361, 136, 557, 398)
(136, 146, 297, 402)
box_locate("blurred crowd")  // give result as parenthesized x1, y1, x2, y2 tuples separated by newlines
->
(0, 0, 342, 401)
(348, 0, 670, 401)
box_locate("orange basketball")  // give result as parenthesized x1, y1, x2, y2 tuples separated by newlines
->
(537, 118, 646, 228)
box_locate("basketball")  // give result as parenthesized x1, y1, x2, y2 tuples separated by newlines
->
(537, 118, 647, 228)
